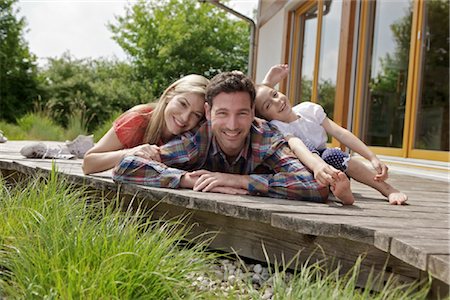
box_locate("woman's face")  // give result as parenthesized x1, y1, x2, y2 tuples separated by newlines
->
(163, 92, 205, 137)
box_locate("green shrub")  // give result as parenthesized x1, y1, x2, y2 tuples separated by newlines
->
(16, 113, 65, 141)
(65, 108, 90, 140)
(0, 121, 27, 140)
(92, 110, 122, 142)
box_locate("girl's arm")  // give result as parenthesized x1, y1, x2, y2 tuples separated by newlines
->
(82, 127, 160, 175)
(262, 64, 289, 88)
(321, 118, 388, 181)
(286, 135, 340, 186)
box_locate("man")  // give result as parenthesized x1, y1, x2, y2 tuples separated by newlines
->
(113, 72, 328, 202)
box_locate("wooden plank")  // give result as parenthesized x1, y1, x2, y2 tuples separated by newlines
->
(428, 255, 450, 285)
(373, 228, 450, 252)
(390, 237, 449, 274)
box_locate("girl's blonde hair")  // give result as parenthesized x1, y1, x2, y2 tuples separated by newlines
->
(144, 74, 209, 144)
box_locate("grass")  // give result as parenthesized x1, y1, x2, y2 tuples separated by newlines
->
(0, 169, 432, 299)
(0, 110, 121, 142)
(250, 252, 431, 300)
(0, 169, 219, 299)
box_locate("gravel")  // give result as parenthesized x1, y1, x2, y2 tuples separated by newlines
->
(188, 257, 294, 298)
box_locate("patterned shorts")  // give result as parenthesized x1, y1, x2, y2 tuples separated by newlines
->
(302, 139, 350, 172)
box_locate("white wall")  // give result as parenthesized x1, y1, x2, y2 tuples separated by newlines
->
(255, 9, 286, 83)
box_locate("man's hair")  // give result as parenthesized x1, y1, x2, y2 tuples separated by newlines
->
(206, 71, 256, 107)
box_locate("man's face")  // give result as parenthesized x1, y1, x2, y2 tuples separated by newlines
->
(205, 91, 254, 158)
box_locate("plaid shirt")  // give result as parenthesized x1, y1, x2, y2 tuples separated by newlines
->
(113, 119, 329, 202)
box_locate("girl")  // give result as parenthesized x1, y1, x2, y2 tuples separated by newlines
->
(82, 74, 209, 174)
(255, 64, 407, 205)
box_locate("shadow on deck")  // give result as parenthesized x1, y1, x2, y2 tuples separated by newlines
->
(1, 141, 449, 298)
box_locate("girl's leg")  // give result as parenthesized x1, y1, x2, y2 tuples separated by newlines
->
(345, 159, 407, 205)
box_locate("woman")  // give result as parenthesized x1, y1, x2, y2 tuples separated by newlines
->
(82, 74, 209, 175)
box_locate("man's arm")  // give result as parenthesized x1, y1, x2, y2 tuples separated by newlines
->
(113, 156, 249, 195)
(187, 148, 329, 202)
(249, 145, 329, 202)
(113, 155, 187, 188)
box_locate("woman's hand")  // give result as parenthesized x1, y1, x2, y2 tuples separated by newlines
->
(125, 144, 161, 161)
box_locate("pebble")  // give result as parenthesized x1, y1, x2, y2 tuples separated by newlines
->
(253, 264, 263, 274)
(189, 257, 293, 296)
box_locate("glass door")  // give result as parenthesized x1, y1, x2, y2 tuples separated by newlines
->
(409, 0, 449, 160)
(359, 0, 412, 153)
(289, 0, 342, 121)
(355, 0, 449, 161)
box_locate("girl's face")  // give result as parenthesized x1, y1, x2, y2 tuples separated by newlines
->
(255, 85, 294, 122)
(163, 92, 205, 138)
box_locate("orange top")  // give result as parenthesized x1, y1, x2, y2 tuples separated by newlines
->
(113, 105, 153, 148)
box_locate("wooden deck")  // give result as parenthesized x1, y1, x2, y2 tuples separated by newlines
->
(1, 141, 449, 298)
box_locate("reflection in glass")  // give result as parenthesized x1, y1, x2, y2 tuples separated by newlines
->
(318, 0, 342, 119)
(299, 5, 317, 104)
(363, 0, 412, 148)
(414, 0, 449, 151)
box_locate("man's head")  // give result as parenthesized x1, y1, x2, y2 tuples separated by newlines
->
(205, 71, 256, 107)
(255, 84, 294, 123)
(205, 71, 256, 159)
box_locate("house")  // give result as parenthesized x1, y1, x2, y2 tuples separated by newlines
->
(252, 0, 448, 162)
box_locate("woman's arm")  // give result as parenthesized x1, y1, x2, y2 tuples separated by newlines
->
(286, 136, 339, 186)
(82, 128, 160, 175)
(321, 117, 388, 180)
(82, 128, 128, 174)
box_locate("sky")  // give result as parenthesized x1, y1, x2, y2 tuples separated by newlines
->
(17, 0, 258, 66)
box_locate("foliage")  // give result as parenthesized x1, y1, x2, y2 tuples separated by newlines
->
(0, 0, 40, 122)
(318, 79, 336, 119)
(38, 53, 152, 132)
(0, 172, 218, 299)
(260, 255, 430, 300)
(0, 120, 26, 140)
(109, 0, 250, 96)
(92, 110, 122, 142)
(0, 111, 91, 141)
(16, 112, 65, 141)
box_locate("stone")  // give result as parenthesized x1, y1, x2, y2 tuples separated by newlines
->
(65, 134, 94, 158)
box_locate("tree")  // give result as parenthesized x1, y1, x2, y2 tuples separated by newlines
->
(39, 53, 151, 131)
(109, 0, 250, 96)
(0, 0, 39, 122)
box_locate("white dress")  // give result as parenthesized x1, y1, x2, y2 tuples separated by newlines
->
(270, 101, 328, 150)
(270, 102, 350, 171)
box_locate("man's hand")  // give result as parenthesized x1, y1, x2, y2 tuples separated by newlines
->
(190, 170, 249, 193)
(180, 170, 249, 194)
(179, 171, 201, 189)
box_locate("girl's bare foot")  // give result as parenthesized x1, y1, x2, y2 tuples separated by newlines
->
(388, 190, 408, 205)
(330, 172, 355, 205)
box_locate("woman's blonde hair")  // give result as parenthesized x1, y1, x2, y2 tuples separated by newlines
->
(144, 74, 209, 144)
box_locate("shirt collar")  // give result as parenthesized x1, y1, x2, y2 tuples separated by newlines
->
(211, 133, 251, 165)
